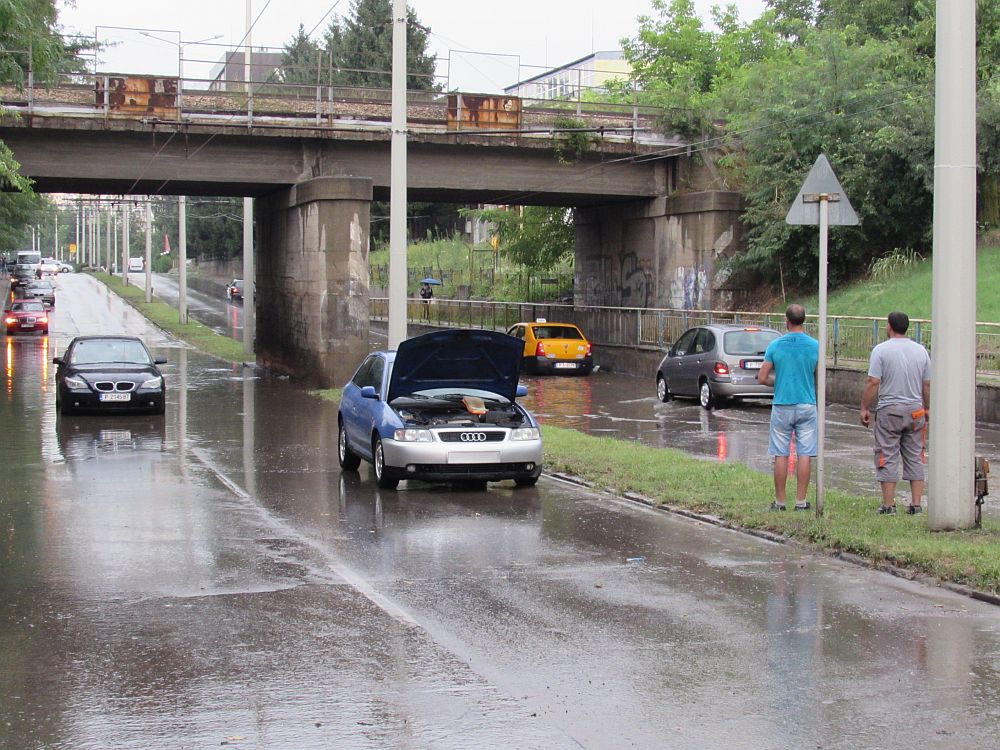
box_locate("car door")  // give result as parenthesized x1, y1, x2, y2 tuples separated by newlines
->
(664, 328, 699, 396)
(342, 356, 378, 455)
(690, 328, 717, 388)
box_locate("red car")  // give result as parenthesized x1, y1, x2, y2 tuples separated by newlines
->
(4, 299, 49, 335)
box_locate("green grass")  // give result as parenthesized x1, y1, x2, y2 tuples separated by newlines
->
(93, 272, 249, 363)
(795, 245, 1000, 322)
(311, 385, 1000, 596)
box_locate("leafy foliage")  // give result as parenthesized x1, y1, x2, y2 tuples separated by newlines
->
(0, 191, 47, 254)
(461, 206, 574, 272)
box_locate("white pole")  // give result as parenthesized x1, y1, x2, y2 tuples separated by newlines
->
(95, 208, 102, 272)
(816, 195, 829, 516)
(387, 0, 408, 348)
(243, 197, 254, 358)
(121, 203, 128, 285)
(75, 202, 80, 266)
(144, 200, 152, 303)
(245, 1, 252, 94)
(929, 1, 977, 530)
(179, 195, 188, 324)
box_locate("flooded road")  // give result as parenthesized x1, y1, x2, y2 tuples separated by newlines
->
(4, 274, 999, 747)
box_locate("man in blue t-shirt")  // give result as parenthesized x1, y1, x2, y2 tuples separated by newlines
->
(757, 304, 820, 511)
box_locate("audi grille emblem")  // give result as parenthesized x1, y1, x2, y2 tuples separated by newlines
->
(460, 432, 488, 443)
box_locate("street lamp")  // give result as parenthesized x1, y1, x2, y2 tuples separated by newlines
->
(140, 31, 222, 113)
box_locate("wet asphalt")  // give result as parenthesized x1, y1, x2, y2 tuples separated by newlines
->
(3, 274, 1000, 748)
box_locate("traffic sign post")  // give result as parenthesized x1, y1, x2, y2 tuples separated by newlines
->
(786, 154, 859, 516)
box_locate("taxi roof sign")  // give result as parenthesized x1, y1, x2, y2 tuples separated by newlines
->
(785, 154, 859, 226)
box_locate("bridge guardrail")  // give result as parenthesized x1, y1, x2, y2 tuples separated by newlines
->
(0, 72, 674, 145)
(371, 297, 1000, 376)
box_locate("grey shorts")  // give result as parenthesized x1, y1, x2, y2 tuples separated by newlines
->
(873, 404, 927, 482)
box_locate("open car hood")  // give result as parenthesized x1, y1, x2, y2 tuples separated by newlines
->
(387, 329, 524, 403)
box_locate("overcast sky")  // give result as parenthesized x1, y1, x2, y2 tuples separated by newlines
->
(57, 0, 765, 92)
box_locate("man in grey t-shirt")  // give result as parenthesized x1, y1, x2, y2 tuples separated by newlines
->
(860, 311, 931, 515)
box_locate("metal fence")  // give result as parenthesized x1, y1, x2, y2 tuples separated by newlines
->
(371, 297, 1000, 376)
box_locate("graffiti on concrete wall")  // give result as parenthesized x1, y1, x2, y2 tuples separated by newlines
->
(619, 252, 653, 308)
(669, 265, 708, 310)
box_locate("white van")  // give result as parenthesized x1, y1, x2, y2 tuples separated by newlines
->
(127, 257, 144, 272)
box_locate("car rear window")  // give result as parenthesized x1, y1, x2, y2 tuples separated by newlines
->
(723, 329, 780, 355)
(532, 326, 583, 340)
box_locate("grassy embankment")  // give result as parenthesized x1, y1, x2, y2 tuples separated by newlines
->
(93, 272, 247, 363)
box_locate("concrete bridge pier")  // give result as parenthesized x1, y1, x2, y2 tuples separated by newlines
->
(256, 176, 373, 387)
(574, 191, 745, 310)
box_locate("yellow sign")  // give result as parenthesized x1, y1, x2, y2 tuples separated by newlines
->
(69, 243, 77, 254)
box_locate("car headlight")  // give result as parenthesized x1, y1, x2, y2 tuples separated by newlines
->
(139, 376, 163, 389)
(64, 375, 87, 389)
(393, 428, 433, 442)
(510, 427, 540, 441)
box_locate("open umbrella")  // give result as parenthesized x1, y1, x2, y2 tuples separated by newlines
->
(419, 277, 442, 285)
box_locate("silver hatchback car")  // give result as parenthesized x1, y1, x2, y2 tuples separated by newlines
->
(656, 324, 782, 409)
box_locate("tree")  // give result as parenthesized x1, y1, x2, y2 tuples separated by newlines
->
(0, 192, 47, 254)
(323, 0, 437, 90)
(279, 23, 324, 86)
(462, 206, 574, 272)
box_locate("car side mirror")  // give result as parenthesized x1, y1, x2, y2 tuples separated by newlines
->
(360, 385, 378, 400)
(154, 357, 167, 365)
(516, 384, 528, 397)
(52, 357, 63, 365)
(668, 347, 676, 357)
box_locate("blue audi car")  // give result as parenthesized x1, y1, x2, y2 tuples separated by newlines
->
(337, 329, 543, 490)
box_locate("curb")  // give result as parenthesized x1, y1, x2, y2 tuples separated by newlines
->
(544, 470, 1000, 608)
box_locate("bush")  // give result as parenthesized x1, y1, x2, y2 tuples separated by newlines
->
(152, 254, 173, 273)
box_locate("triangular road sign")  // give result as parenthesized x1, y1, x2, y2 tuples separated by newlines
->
(785, 154, 859, 226)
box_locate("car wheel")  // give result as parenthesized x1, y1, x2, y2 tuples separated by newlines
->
(372, 437, 398, 490)
(514, 476, 539, 487)
(656, 374, 672, 402)
(699, 379, 717, 410)
(338, 420, 361, 471)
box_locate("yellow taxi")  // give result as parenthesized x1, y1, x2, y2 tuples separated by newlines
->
(506, 319, 593, 375)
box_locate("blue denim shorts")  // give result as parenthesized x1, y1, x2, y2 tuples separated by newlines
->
(768, 404, 818, 457)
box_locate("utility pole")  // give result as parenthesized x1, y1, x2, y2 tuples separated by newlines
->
(144, 199, 152, 303)
(387, 0, 408, 348)
(243, 197, 255, 358)
(121, 203, 128, 285)
(179, 196, 188, 324)
(929, 1, 977, 530)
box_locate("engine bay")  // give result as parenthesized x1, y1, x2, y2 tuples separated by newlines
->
(391, 394, 527, 428)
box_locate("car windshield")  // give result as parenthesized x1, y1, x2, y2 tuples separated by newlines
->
(10, 301, 45, 312)
(70, 339, 152, 366)
(723, 329, 780, 355)
(532, 325, 583, 340)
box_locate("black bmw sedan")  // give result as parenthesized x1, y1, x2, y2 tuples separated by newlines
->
(54, 335, 167, 416)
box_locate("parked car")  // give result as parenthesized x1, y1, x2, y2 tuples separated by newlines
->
(127, 257, 144, 272)
(656, 324, 782, 409)
(56, 261, 75, 273)
(227, 278, 244, 301)
(505, 320, 593, 375)
(9, 263, 36, 289)
(53, 335, 167, 416)
(338, 328, 543, 490)
(4, 299, 49, 335)
(23, 280, 56, 307)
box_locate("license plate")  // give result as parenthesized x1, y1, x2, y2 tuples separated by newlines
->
(555, 362, 577, 369)
(742, 360, 763, 370)
(99, 393, 131, 402)
(448, 451, 500, 464)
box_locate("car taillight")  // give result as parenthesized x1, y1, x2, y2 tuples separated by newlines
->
(535, 341, 546, 356)
(714, 362, 730, 375)
(585, 342, 592, 356)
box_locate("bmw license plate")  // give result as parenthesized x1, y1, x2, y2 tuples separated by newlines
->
(99, 393, 131, 402)
(554, 362, 577, 369)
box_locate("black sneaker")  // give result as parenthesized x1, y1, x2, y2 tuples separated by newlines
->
(769, 502, 786, 511)
(906, 505, 923, 515)
(794, 502, 811, 511)
(877, 505, 897, 515)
